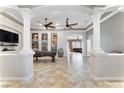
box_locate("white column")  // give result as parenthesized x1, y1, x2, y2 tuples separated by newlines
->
(48, 32, 51, 51)
(67, 40, 70, 62)
(17, 9, 35, 80)
(92, 9, 104, 51)
(89, 9, 107, 79)
(39, 32, 42, 51)
(83, 32, 87, 56)
(20, 10, 34, 53)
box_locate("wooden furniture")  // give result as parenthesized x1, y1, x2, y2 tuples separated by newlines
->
(71, 48, 82, 53)
(111, 50, 122, 53)
(33, 51, 56, 62)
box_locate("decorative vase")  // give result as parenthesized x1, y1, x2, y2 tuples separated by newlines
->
(58, 48, 64, 57)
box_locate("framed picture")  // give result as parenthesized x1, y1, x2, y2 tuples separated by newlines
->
(41, 33, 48, 51)
(51, 33, 57, 51)
(32, 33, 39, 50)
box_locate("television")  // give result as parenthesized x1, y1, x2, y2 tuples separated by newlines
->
(0, 29, 19, 43)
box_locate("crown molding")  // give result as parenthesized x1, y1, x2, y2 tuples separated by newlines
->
(0, 12, 23, 26)
(19, 8, 35, 18)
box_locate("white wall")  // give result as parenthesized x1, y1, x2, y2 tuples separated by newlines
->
(86, 12, 124, 53)
(0, 52, 33, 81)
(0, 12, 34, 81)
(86, 28, 93, 53)
(90, 53, 124, 80)
(101, 12, 124, 53)
(0, 14, 23, 52)
(31, 30, 84, 56)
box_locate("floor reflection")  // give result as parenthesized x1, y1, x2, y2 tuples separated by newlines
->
(68, 53, 84, 75)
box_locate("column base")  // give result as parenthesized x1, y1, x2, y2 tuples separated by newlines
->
(89, 49, 107, 79)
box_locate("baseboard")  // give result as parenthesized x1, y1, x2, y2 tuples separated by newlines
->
(0, 73, 34, 81)
(90, 73, 124, 81)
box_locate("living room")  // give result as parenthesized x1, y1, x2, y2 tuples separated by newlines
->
(0, 4, 124, 88)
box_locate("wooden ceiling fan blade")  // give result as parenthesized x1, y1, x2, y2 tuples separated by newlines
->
(48, 25, 55, 28)
(68, 23, 78, 26)
(47, 22, 53, 26)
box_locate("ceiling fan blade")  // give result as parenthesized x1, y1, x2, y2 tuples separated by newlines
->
(48, 25, 55, 28)
(68, 23, 78, 26)
(47, 22, 53, 26)
(65, 18, 78, 27)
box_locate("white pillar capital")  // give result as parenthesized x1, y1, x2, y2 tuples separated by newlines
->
(92, 8, 104, 19)
(19, 8, 35, 19)
(22, 13, 31, 19)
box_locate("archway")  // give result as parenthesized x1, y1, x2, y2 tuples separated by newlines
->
(67, 35, 83, 62)
(67, 35, 82, 52)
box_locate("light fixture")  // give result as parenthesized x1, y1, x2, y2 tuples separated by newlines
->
(55, 23, 60, 26)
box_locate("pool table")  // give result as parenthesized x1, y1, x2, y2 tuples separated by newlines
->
(33, 51, 56, 62)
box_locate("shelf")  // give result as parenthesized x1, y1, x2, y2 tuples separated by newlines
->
(2, 50, 15, 51)
(0, 45, 18, 46)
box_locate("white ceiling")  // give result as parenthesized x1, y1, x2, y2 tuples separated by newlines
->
(30, 5, 93, 29)
(1, 5, 121, 30)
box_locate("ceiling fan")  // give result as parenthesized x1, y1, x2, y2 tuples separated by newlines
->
(38, 18, 55, 29)
(66, 18, 78, 28)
